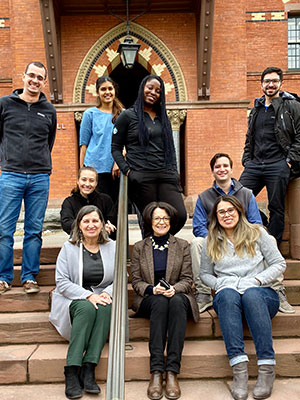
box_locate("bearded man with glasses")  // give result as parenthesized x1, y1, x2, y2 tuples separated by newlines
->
(240, 67, 300, 247)
(0, 61, 56, 295)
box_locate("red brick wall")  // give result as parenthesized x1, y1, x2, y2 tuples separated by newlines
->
(1, 0, 300, 203)
(210, 0, 247, 101)
(185, 108, 247, 196)
(49, 112, 78, 200)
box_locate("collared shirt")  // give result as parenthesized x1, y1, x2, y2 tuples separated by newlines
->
(193, 179, 262, 237)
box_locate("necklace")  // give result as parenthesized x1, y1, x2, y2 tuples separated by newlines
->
(151, 236, 169, 251)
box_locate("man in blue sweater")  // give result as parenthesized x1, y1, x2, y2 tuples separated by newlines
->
(191, 152, 294, 313)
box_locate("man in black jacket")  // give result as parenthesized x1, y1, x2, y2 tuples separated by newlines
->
(0, 61, 56, 294)
(240, 66, 300, 245)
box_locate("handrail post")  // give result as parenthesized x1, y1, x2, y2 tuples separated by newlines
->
(106, 172, 128, 400)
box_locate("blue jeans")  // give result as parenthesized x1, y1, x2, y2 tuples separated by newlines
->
(213, 287, 279, 366)
(0, 172, 49, 283)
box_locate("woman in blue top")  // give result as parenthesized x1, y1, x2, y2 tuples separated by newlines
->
(80, 77, 123, 203)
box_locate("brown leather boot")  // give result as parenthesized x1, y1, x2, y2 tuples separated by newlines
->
(165, 371, 181, 400)
(147, 371, 163, 400)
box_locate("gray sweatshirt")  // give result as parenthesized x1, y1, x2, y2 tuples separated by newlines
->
(200, 227, 286, 294)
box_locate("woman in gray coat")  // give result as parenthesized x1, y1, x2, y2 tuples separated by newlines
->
(130, 202, 199, 400)
(200, 195, 286, 400)
(49, 205, 115, 399)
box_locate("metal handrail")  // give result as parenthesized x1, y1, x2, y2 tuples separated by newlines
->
(106, 172, 128, 400)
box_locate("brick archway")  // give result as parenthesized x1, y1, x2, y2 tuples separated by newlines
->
(73, 22, 187, 104)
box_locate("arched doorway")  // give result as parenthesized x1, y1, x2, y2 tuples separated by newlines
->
(110, 63, 149, 109)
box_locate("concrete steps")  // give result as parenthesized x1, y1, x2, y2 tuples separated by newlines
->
(1, 308, 300, 346)
(1, 339, 300, 385)
(1, 379, 300, 400)
(3, 235, 300, 395)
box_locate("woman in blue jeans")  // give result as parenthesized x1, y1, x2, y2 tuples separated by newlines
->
(200, 195, 286, 400)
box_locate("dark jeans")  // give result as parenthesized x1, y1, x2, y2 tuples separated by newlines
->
(97, 172, 119, 204)
(239, 160, 290, 243)
(128, 170, 187, 237)
(138, 293, 190, 374)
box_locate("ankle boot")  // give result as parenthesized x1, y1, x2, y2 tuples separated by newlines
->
(231, 362, 248, 400)
(253, 365, 275, 399)
(64, 366, 82, 399)
(165, 371, 181, 400)
(147, 371, 163, 400)
(80, 362, 101, 394)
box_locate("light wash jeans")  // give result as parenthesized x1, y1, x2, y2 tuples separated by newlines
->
(213, 287, 279, 366)
(0, 171, 49, 283)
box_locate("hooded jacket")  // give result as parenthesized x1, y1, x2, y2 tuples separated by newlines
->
(0, 89, 56, 174)
(242, 91, 300, 176)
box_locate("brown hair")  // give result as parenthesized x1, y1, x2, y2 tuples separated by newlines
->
(142, 201, 178, 235)
(70, 205, 109, 245)
(71, 166, 98, 194)
(95, 76, 123, 122)
(207, 195, 261, 261)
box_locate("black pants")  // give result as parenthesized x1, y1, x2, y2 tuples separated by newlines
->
(97, 172, 119, 204)
(239, 159, 290, 243)
(128, 170, 187, 237)
(138, 293, 190, 374)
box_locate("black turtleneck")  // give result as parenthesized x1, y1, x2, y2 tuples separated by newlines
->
(145, 233, 169, 295)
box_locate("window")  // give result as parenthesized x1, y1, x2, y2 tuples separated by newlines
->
(288, 16, 300, 69)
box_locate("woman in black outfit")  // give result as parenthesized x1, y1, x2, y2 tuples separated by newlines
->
(60, 166, 116, 237)
(130, 202, 199, 400)
(111, 75, 187, 237)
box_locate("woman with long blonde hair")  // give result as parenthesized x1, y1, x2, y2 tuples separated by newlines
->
(200, 195, 286, 400)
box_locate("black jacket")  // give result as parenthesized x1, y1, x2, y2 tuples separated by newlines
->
(111, 107, 177, 175)
(0, 89, 56, 174)
(242, 91, 300, 176)
(60, 190, 117, 236)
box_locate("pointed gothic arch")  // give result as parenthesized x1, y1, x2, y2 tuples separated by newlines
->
(73, 22, 187, 104)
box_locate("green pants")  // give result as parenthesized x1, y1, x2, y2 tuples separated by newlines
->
(67, 299, 111, 366)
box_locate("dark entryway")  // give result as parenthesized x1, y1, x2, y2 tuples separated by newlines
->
(110, 62, 149, 108)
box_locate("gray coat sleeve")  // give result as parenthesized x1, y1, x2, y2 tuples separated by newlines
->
(255, 228, 286, 285)
(200, 238, 217, 290)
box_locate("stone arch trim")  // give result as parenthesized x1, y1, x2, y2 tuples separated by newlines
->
(73, 22, 187, 103)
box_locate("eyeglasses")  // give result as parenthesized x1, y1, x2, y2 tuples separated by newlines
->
(217, 207, 236, 217)
(25, 73, 45, 82)
(152, 216, 171, 223)
(262, 79, 281, 85)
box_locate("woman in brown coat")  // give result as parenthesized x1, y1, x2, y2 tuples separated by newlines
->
(130, 202, 199, 400)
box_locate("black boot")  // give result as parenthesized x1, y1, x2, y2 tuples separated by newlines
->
(80, 362, 101, 394)
(64, 366, 82, 399)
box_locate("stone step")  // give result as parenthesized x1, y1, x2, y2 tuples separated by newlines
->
(9, 260, 300, 289)
(1, 338, 299, 384)
(2, 280, 300, 314)
(0, 286, 53, 313)
(12, 265, 56, 287)
(1, 379, 300, 400)
(1, 307, 300, 346)
(14, 246, 60, 266)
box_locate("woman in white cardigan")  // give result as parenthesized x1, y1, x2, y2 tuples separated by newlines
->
(200, 195, 286, 400)
(49, 205, 115, 399)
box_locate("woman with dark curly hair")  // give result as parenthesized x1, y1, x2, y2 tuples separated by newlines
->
(112, 75, 186, 237)
(131, 201, 199, 400)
